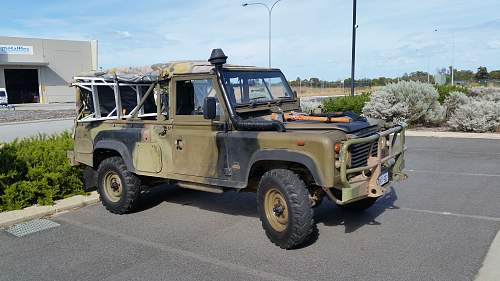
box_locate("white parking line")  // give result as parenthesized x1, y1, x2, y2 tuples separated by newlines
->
(385, 206, 500, 222)
(407, 169, 500, 178)
(409, 148, 500, 156)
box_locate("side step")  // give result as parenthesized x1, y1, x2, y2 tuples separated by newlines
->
(176, 182, 224, 194)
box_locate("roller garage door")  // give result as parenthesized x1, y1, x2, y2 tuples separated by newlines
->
(4, 69, 40, 104)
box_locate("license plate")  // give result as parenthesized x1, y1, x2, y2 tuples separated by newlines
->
(377, 171, 389, 186)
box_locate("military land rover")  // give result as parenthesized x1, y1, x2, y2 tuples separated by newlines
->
(69, 49, 407, 249)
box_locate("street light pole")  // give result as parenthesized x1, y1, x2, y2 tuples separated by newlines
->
(350, 0, 357, 96)
(242, 1, 282, 68)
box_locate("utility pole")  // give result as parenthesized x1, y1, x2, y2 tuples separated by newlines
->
(350, 0, 357, 96)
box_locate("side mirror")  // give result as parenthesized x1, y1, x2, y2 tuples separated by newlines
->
(203, 97, 217, 120)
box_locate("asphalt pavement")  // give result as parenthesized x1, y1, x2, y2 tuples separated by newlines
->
(0, 119, 74, 143)
(1, 136, 499, 281)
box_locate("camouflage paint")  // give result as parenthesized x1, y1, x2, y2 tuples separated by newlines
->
(70, 62, 407, 203)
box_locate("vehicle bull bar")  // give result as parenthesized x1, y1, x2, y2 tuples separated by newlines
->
(327, 123, 408, 205)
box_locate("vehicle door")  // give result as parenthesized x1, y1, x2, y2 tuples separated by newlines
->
(170, 75, 227, 179)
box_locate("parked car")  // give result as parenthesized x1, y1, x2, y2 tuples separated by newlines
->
(69, 49, 408, 249)
(0, 88, 8, 105)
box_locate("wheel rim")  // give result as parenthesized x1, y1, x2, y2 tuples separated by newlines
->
(264, 188, 289, 232)
(103, 171, 123, 203)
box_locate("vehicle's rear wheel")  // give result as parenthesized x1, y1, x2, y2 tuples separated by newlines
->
(97, 157, 141, 214)
(338, 197, 377, 211)
(257, 169, 314, 249)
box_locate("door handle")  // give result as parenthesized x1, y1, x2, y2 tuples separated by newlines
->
(176, 139, 183, 150)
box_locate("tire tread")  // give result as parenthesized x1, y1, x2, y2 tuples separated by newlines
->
(257, 169, 314, 249)
(97, 156, 141, 214)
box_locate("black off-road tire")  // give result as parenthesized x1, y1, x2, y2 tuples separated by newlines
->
(97, 157, 141, 214)
(257, 169, 314, 249)
(338, 197, 377, 211)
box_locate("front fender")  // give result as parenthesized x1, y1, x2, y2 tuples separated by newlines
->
(247, 150, 326, 186)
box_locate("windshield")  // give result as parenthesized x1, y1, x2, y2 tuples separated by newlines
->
(222, 71, 294, 106)
(0, 91, 5, 97)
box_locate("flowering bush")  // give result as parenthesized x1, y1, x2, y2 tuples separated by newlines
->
(444, 91, 470, 118)
(447, 88, 500, 132)
(447, 100, 500, 132)
(362, 81, 444, 125)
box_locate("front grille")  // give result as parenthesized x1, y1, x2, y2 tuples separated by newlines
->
(349, 126, 379, 168)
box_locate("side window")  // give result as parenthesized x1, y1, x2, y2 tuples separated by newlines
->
(176, 79, 216, 115)
(119, 86, 138, 116)
(97, 86, 117, 118)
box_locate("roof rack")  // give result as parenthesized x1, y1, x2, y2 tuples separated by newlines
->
(72, 75, 159, 122)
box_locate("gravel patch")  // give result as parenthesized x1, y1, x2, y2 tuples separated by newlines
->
(0, 109, 75, 123)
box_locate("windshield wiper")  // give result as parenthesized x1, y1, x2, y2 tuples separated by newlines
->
(249, 96, 268, 101)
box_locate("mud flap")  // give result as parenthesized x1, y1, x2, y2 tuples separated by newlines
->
(83, 167, 98, 192)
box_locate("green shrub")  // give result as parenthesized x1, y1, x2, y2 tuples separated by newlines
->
(435, 84, 469, 104)
(362, 81, 445, 126)
(0, 132, 84, 211)
(322, 93, 371, 114)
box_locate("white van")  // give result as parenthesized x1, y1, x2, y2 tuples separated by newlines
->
(0, 88, 8, 105)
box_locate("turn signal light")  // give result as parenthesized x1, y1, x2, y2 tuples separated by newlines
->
(334, 143, 341, 153)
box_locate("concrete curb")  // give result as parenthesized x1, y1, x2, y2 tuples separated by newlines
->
(406, 130, 500, 140)
(475, 230, 500, 280)
(0, 192, 99, 228)
(0, 117, 74, 126)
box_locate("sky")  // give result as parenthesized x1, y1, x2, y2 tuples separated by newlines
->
(2, 0, 499, 80)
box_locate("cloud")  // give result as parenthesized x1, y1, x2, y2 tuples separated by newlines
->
(1, 0, 499, 79)
(111, 31, 133, 39)
(487, 40, 500, 49)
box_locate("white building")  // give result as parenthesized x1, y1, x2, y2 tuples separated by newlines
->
(0, 36, 98, 103)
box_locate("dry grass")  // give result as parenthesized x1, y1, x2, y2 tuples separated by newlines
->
(292, 86, 379, 97)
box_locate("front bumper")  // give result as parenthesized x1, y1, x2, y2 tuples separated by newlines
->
(330, 123, 408, 205)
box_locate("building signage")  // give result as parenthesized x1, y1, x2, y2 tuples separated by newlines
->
(0, 45, 34, 55)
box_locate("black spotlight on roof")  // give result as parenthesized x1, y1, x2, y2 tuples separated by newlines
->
(208, 48, 227, 66)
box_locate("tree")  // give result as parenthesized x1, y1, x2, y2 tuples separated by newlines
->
(453, 69, 474, 81)
(371, 77, 389, 86)
(289, 77, 301, 87)
(309, 78, 321, 87)
(407, 71, 431, 83)
(475, 66, 489, 80)
(489, 70, 500, 80)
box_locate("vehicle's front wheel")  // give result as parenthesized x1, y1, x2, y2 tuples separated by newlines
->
(97, 157, 141, 214)
(257, 169, 314, 249)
